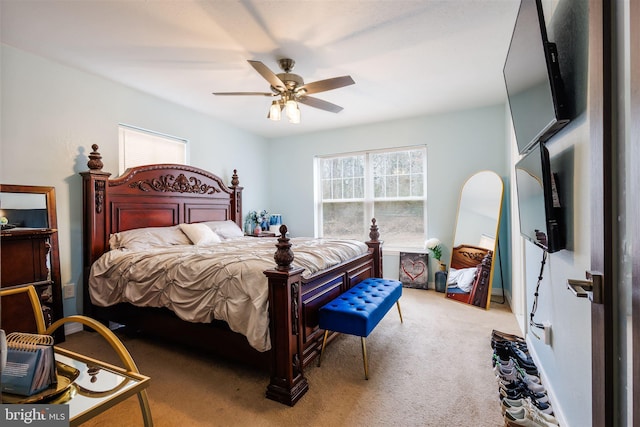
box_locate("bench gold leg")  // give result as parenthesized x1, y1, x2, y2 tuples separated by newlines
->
(396, 300, 403, 323)
(361, 337, 369, 380)
(318, 330, 330, 367)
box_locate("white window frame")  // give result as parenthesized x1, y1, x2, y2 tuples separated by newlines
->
(314, 145, 428, 249)
(118, 124, 188, 174)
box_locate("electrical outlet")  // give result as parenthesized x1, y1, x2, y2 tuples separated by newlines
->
(542, 322, 552, 345)
(63, 283, 75, 299)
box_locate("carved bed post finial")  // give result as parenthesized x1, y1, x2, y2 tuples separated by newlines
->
(228, 169, 243, 229)
(366, 218, 383, 278)
(369, 218, 380, 242)
(274, 225, 294, 271)
(482, 251, 493, 267)
(87, 144, 104, 171)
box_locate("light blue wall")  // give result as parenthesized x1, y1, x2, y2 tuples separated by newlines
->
(266, 105, 509, 281)
(508, 1, 592, 426)
(1, 43, 511, 315)
(1, 45, 270, 317)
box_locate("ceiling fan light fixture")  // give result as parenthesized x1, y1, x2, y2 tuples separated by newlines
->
(218, 59, 354, 122)
(268, 100, 282, 121)
(288, 103, 301, 124)
(285, 99, 298, 120)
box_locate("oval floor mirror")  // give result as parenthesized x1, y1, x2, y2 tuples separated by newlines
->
(445, 171, 503, 309)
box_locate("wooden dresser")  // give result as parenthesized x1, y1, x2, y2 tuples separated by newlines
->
(1, 227, 64, 341)
(1, 228, 55, 286)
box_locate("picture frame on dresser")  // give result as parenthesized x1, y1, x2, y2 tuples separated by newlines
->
(0, 184, 65, 342)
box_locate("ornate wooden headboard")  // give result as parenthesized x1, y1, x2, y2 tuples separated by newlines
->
(80, 144, 243, 288)
(450, 244, 491, 270)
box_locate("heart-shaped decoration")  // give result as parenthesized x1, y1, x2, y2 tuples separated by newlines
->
(402, 260, 426, 281)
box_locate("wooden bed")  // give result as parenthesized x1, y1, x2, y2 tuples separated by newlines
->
(80, 145, 382, 406)
(445, 244, 493, 308)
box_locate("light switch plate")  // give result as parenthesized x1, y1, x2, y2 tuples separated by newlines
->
(63, 284, 75, 299)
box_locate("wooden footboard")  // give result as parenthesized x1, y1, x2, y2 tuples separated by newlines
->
(263, 222, 381, 405)
(446, 245, 492, 307)
(80, 146, 382, 406)
(467, 252, 492, 307)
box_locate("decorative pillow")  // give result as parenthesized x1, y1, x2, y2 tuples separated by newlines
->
(202, 220, 244, 239)
(446, 267, 477, 293)
(109, 225, 191, 250)
(180, 223, 222, 246)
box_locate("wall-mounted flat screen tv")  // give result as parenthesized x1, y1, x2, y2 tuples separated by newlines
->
(504, 0, 569, 155)
(515, 141, 565, 253)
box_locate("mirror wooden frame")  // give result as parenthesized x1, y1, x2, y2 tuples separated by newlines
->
(0, 184, 64, 341)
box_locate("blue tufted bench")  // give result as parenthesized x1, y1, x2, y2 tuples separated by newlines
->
(317, 277, 403, 379)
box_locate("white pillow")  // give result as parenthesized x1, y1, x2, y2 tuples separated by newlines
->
(446, 267, 477, 293)
(180, 223, 222, 246)
(202, 220, 244, 239)
(109, 225, 191, 250)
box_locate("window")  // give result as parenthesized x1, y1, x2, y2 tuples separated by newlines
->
(118, 125, 188, 174)
(315, 146, 427, 248)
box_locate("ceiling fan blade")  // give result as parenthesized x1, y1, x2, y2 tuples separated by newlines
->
(247, 60, 286, 92)
(298, 76, 355, 95)
(297, 96, 344, 113)
(212, 92, 275, 96)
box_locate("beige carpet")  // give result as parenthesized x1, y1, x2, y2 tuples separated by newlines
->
(59, 289, 520, 427)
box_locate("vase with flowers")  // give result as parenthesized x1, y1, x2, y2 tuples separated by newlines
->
(245, 210, 270, 235)
(258, 210, 270, 230)
(425, 238, 442, 264)
(426, 237, 447, 292)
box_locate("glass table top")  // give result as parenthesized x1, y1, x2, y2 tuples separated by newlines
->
(51, 347, 150, 426)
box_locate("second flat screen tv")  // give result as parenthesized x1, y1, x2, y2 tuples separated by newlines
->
(515, 142, 565, 253)
(504, 0, 569, 155)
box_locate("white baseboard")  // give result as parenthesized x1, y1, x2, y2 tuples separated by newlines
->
(64, 322, 84, 336)
(526, 335, 567, 427)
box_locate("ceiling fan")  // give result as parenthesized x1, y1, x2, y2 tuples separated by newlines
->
(213, 58, 355, 123)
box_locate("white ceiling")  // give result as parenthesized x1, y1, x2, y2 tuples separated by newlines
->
(0, 0, 519, 139)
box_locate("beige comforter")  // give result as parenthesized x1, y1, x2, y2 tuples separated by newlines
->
(89, 237, 369, 352)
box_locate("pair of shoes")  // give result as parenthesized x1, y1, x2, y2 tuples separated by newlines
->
(500, 382, 549, 404)
(502, 397, 554, 417)
(491, 329, 526, 348)
(493, 356, 542, 384)
(499, 377, 547, 394)
(494, 342, 537, 375)
(493, 351, 539, 376)
(504, 406, 559, 426)
(494, 340, 533, 361)
(496, 362, 545, 394)
(493, 337, 529, 354)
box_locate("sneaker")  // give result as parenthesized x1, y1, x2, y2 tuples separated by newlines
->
(504, 406, 559, 426)
(494, 341, 536, 369)
(495, 361, 542, 385)
(502, 397, 554, 416)
(492, 353, 538, 379)
(500, 384, 549, 404)
(494, 340, 529, 357)
(492, 329, 526, 344)
(491, 329, 527, 349)
(499, 378, 547, 394)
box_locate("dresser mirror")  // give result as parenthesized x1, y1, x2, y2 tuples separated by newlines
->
(445, 171, 503, 309)
(0, 184, 64, 341)
(1, 191, 48, 228)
